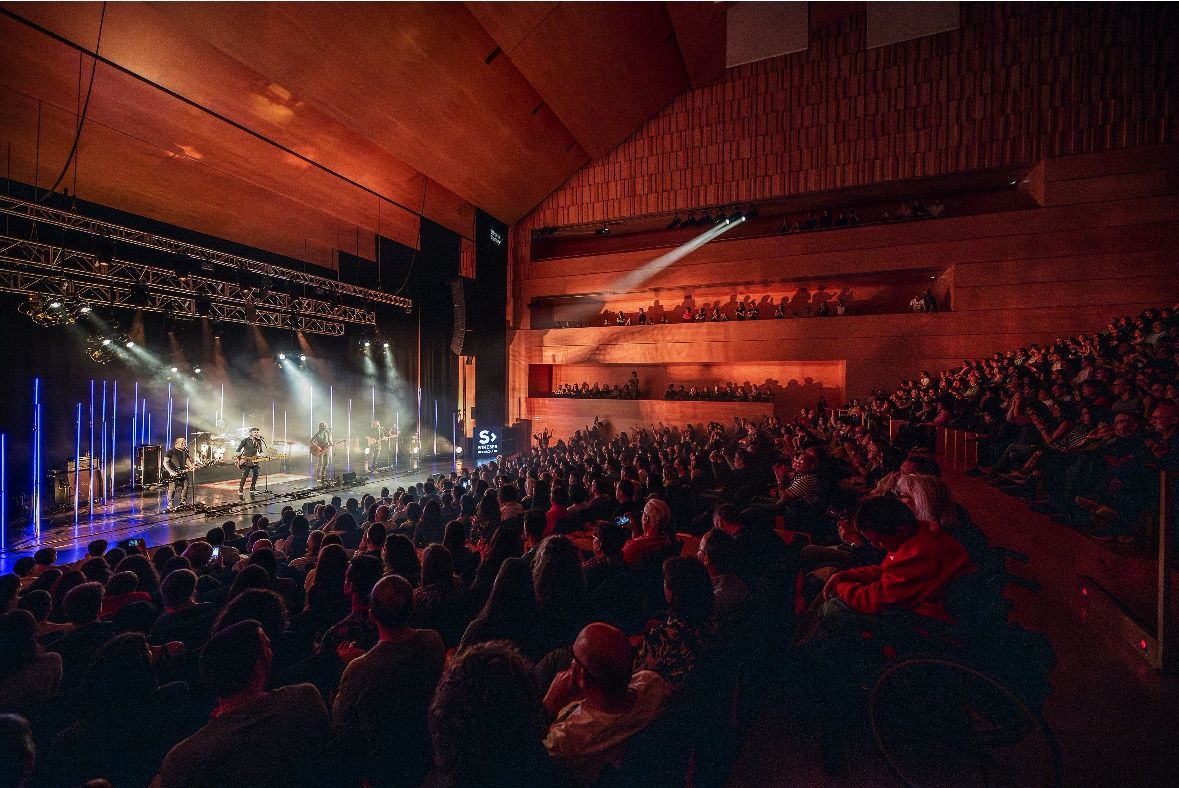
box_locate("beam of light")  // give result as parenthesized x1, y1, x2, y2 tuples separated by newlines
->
(271, 400, 276, 452)
(329, 385, 335, 477)
(185, 398, 190, 445)
(394, 411, 400, 466)
(74, 403, 82, 526)
(89, 380, 95, 517)
(371, 385, 376, 422)
(347, 398, 352, 474)
(615, 216, 747, 292)
(308, 382, 314, 478)
(220, 384, 225, 426)
(283, 410, 288, 456)
(32, 378, 41, 539)
(166, 382, 173, 448)
(434, 399, 439, 458)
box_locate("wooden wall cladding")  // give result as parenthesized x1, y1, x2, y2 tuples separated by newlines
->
(515, 2, 1178, 233)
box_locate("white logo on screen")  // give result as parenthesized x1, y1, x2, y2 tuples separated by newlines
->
(489, 228, 504, 246)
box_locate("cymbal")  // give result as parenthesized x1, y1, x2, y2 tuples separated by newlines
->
(189, 431, 211, 436)
(271, 440, 294, 445)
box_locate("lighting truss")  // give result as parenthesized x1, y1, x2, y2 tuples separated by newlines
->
(0, 195, 413, 310)
(0, 237, 353, 336)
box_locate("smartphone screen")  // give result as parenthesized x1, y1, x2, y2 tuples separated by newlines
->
(615, 514, 632, 528)
(211, 546, 221, 560)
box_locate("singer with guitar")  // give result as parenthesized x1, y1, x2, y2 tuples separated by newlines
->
(309, 421, 343, 482)
(236, 427, 267, 498)
(162, 437, 196, 510)
(366, 420, 392, 473)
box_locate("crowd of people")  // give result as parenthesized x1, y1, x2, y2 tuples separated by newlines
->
(599, 296, 849, 327)
(776, 198, 944, 235)
(838, 305, 1179, 543)
(6, 305, 1171, 786)
(3, 390, 1060, 786)
(551, 372, 642, 400)
(663, 382, 775, 402)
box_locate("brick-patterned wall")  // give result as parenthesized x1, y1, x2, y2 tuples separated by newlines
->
(517, 2, 1177, 231)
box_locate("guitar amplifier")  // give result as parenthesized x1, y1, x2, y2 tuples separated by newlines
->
(136, 445, 162, 486)
(66, 457, 105, 500)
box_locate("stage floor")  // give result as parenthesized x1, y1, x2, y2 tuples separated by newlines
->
(0, 462, 451, 571)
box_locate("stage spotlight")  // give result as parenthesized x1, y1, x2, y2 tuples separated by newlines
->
(299, 354, 307, 362)
(278, 353, 287, 360)
(594, 225, 610, 236)
(79, 304, 91, 314)
(101, 338, 112, 346)
(455, 446, 463, 456)
(364, 340, 371, 348)
(193, 367, 202, 374)
(666, 215, 682, 231)
(48, 299, 62, 309)
(727, 207, 743, 222)
(382, 341, 390, 349)
(170, 366, 178, 373)
(125, 340, 135, 348)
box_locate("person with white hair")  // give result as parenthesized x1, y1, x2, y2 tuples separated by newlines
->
(621, 498, 673, 566)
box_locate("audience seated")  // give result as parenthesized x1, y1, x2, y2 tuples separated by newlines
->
(542, 622, 671, 787)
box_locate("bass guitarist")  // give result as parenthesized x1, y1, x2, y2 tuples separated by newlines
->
(162, 437, 196, 510)
(310, 421, 333, 482)
(236, 427, 267, 499)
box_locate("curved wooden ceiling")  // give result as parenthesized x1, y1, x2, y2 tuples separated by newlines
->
(0, 1, 703, 269)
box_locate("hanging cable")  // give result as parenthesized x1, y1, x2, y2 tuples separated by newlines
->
(41, 1, 107, 200)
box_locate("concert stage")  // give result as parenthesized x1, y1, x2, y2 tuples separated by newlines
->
(0, 462, 448, 571)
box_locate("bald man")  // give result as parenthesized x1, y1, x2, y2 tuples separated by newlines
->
(542, 622, 670, 786)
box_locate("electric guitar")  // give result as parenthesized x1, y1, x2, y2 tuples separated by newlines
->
(162, 458, 213, 481)
(310, 438, 348, 457)
(235, 453, 277, 470)
(365, 432, 399, 447)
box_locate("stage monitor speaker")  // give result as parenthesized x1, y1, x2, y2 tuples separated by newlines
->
(342, 472, 357, 485)
(136, 445, 162, 486)
(450, 277, 472, 356)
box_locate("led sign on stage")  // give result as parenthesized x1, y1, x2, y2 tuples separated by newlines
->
(474, 428, 500, 462)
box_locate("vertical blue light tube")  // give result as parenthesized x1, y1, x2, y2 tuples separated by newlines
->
(74, 403, 82, 524)
(111, 380, 117, 495)
(131, 382, 138, 493)
(89, 380, 95, 516)
(434, 399, 439, 458)
(166, 383, 173, 447)
(1, 433, 7, 552)
(32, 378, 41, 539)
(101, 381, 108, 503)
(347, 399, 352, 473)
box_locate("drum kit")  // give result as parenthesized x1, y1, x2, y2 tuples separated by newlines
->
(188, 427, 292, 466)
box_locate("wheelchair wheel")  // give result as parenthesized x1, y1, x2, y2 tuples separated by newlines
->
(869, 657, 1061, 788)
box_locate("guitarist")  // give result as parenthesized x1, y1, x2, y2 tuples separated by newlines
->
(162, 437, 195, 510)
(367, 420, 386, 473)
(236, 427, 267, 498)
(310, 421, 332, 482)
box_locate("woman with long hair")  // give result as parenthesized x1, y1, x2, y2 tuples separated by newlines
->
(457, 557, 537, 654)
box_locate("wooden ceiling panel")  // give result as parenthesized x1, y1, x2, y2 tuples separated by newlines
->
(143, 1, 590, 221)
(0, 14, 419, 264)
(463, 2, 559, 55)
(488, 2, 689, 159)
(1, 2, 710, 261)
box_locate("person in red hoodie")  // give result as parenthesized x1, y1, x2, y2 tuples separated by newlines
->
(821, 495, 974, 625)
